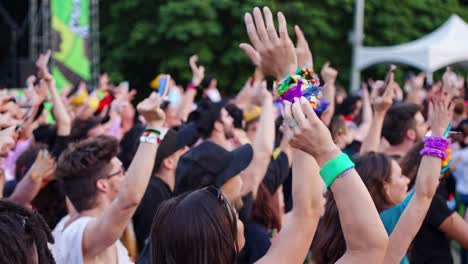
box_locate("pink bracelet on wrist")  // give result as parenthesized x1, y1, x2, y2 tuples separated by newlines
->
(187, 82, 198, 90)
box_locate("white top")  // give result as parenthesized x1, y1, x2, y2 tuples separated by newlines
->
(52, 215, 133, 264)
(453, 148, 468, 195)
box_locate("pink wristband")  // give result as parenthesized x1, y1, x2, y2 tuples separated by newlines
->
(187, 82, 198, 90)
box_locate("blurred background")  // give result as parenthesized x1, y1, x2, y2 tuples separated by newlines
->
(2, 0, 468, 95)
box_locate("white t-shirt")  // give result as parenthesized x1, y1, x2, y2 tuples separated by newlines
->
(52, 215, 133, 264)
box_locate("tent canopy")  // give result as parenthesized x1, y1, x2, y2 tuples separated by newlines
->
(355, 15, 468, 73)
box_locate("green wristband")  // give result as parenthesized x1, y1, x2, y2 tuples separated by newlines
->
(145, 128, 161, 136)
(320, 153, 355, 188)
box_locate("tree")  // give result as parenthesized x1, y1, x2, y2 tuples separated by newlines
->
(100, 0, 468, 95)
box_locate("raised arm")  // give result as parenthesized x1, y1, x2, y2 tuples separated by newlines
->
(176, 55, 204, 122)
(9, 150, 56, 207)
(257, 105, 322, 264)
(353, 86, 373, 142)
(289, 97, 389, 264)
(82, 93, 165, 258)
(360, 79, 394, 154)
(320, 62, 338, 126)
(383, 88, 453, 263)
(241, 83, 275, 197)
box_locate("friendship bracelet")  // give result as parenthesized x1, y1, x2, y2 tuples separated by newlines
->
(320, 153, 355, 188)
(145, 128, 161, 136)
(278, 67, 329, 114)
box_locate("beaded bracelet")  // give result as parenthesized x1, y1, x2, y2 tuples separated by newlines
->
(278, 67, 329, 114)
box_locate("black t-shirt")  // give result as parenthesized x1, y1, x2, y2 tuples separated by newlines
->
(409, 185, 455, 264)
(263, 152, 290, 195)
(133, 177, 173, 252)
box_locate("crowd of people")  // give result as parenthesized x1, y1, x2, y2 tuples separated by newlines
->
(0, 6, 467, 264)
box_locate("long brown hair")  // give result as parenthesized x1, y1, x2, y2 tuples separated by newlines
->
(312, 193, 345, 264)
(400, 141, 424, 190)
(151, 187, 239, 264)
(252, 183, 282, 232)
(356, 152, 394, 212)
(312, 152, 394, 263)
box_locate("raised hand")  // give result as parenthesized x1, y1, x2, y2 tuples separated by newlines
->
(36, 50, 52, 78)
(294, 25, 313, 68)
(321, 62, 338, 84)
(0, 126, 16, 157)
(410, 72, 426, 90)
(189, 55, 205, 86)
(29, 149, 56, 183)
(137, 93, 165, 128)
(428, 88, 454, 137)
(283, 97, 340, 166)
(240, 7, 297, 80)
(371, 78, 395, 114)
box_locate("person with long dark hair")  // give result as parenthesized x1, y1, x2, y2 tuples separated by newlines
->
(313, 86, 453, 264)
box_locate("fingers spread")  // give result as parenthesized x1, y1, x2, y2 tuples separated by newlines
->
(244, 13, 261, 49)
(263, 7, 279, 42)
(277, 12, 289, 40)
(253, 7, 269, 42)
(239, 43, 261, 66)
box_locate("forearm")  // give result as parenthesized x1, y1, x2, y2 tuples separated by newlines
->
(354, 97, 373, 141)
(320, 82, 336, 126)
(322, 149, 387, 258)
(258, 149, 321, 264)
(9, 172, 42, 207)
(386, 154, 442, 263)
(360, 111, 386, 154)
(177, 88, 197, 122)
(118, 133, 159, 204)
(241, 95, 275, 196)
(50, 83, 71, 136)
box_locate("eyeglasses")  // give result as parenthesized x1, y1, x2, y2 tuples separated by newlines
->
(106, 166, 125, 179)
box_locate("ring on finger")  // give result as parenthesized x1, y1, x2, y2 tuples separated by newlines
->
(288, 119, 298, 128)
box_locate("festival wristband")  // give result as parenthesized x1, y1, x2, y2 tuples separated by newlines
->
(320, 153, 355, 188)
(145, 128, 161, 136)
(187, 82, 198, 90)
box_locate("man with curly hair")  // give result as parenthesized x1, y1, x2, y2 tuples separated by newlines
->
(51, 94, 165, 264)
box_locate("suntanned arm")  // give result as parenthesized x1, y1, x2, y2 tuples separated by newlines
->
(360, 111, 386, 154)
(176, 55, 204, 122)
(257, 149, 322, 264)
(383, 155, 440, 263)
(9, 150, 55, 207)
(320, 62, 338, 127)
(82, 94, 165, 258)
(46, 74, 71, 136)
(241, 91, 275, 198)
(439, 212, 468, 249)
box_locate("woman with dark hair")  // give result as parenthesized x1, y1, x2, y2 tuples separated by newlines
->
(0, 199, 56, 264)
(314, 88, 453, 264)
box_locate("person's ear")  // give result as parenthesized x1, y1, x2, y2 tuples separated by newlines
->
(213, 120, 223, 132)
(96, 179, 108, 193)
(406, 129, 416, 142)
(162, 157, 175, 170)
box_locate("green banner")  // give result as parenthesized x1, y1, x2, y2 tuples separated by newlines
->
(51, 0, 90, 89)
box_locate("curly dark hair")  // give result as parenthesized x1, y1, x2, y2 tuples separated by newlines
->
(56, 135, 119, 212)
(0, 199, 55, 264)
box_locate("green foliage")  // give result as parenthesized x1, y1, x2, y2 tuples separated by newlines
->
(100, 0, 468, 94)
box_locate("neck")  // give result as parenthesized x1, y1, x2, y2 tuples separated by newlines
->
(156, 169, 175, 191)
(207, 132, 228, 149)
(78, 199, 110, 218)
(385, 141, 414, 158)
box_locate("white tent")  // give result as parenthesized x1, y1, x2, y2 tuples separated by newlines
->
(354, 15, 468, 82)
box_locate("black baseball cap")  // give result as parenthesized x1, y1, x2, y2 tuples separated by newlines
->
(153, 123, 199, 173)
(175, 141, 253, 194)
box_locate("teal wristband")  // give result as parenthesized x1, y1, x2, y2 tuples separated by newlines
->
(320, 153, 355, 188)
